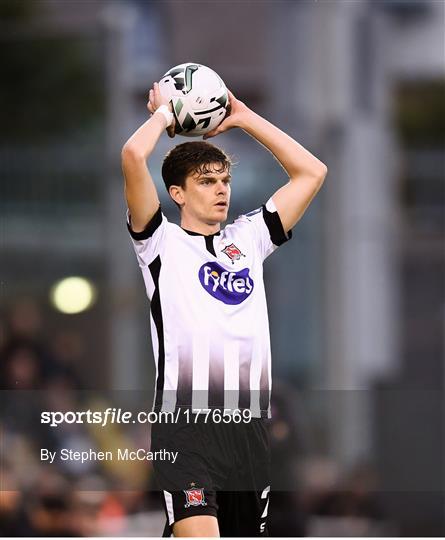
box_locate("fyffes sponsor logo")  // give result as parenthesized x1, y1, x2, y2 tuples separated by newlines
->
(199, 262, 254, 305)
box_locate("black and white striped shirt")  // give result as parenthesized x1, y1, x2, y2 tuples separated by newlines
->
(127, 198, 291, 418)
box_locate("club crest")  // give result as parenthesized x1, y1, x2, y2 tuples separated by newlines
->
(221, 243, 245, 264)
(184, 488, 207, 507)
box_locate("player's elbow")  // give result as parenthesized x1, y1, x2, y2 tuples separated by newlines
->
(316, 163, 328, 182)
(121, 143, 145, 164)
(299, 162, 328, 187)
(313, 163, 328, 191)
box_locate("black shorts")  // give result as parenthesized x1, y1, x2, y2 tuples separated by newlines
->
(151, 413, 271, 537)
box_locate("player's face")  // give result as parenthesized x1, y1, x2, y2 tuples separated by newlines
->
(182, 165, 231, 225)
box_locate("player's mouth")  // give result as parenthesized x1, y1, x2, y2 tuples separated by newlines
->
(214, 201, 228, 208)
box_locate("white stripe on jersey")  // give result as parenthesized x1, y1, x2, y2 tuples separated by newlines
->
(224, 340, 239, 411)
(162, 334, 179, 412)
(192, 332, 210, 410)
(249, 339, 263, 418)
(267, 348, 272, 417)
(149, 311, 160, 411)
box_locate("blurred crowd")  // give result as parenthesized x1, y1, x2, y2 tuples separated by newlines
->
(0, 299, 390, 536)
(0, 298, 161, 535)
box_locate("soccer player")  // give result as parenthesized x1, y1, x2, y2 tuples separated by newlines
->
(121, 82, 327, 537)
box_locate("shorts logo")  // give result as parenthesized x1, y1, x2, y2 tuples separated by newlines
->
(199, 262, 254, 305)
(221, 243, 245, 264)
(184, 488, 207, 507)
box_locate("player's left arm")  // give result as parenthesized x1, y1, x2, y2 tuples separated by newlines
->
(204, 91, 327, 232)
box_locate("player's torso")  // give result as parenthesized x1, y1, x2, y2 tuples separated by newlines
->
(142, 221, 272, 418)
(157, 222, 267, 336)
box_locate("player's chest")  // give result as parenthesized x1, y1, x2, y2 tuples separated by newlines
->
(170, 234, 254, 268)
(162, 235, 260, 304)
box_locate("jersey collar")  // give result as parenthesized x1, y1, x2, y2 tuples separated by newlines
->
(181, 228, 221, 237)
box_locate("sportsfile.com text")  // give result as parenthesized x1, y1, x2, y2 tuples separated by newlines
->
(41, 408, 252, 427)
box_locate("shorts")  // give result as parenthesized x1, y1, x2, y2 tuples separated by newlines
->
(150, 413, 271, 537)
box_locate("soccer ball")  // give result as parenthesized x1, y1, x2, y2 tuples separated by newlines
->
(158, 63, 229, 137)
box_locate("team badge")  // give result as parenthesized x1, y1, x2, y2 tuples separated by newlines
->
(221, 243, 245, 264)
(184, 487, 207, 508)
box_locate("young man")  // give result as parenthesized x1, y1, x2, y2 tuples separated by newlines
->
(122, 82, 327, 537)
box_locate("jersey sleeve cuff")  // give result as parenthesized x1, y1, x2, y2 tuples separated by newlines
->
(263, 198, 292, 246)
(127, 206, 163, 240)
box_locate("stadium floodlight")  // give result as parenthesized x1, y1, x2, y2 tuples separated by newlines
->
(50, 276, 97, 314)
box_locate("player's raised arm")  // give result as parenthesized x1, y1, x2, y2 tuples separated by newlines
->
(204, 91, 328, 232)
(121, 82, 175, 233)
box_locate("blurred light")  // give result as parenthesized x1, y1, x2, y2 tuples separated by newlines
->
(50, 277, 97, 314)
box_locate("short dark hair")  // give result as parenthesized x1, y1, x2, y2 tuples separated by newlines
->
(161, 141, 232, 192)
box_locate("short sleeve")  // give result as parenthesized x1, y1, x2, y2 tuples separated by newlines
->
(234, 197, 292, 261)
(126, 206, 167, 266)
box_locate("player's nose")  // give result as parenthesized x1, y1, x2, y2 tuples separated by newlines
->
(216, 180, 228, 194)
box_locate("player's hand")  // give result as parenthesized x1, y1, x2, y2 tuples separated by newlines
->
(203, 90, 249, 139)
(147, 82, 176, 138)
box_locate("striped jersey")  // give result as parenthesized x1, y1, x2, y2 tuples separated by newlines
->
(127, 198, 291, 418)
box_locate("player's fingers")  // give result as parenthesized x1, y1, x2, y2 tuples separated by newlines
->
(154, 81, 172, 111)
(203, 128, 220, 140)
(153, 83, 165, 108)
(147, 101, 154, 114)
(147, 87, 156, 112)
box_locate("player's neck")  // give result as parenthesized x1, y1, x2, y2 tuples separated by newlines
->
(180, 215, 221, 236)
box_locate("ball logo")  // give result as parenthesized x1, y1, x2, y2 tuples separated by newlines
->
(199, 262, 254, 305)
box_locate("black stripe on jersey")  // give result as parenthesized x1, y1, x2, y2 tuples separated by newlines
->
(239, 357, 252, 410)
(176, 350, 193, 409)
(205, 236, 217, 256)
(127, 206, 163, 241)
(208, 350, 224, 408)
(262, 205, 293, 246)
(148, 255, 165, 409)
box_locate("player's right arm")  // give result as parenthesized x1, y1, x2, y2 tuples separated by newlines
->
(121, 82, 174, 232)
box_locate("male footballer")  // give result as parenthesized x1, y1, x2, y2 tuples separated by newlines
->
(121, 82, 327, 537)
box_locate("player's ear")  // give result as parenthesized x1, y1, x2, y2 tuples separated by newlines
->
(169, 185, 184, 207)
